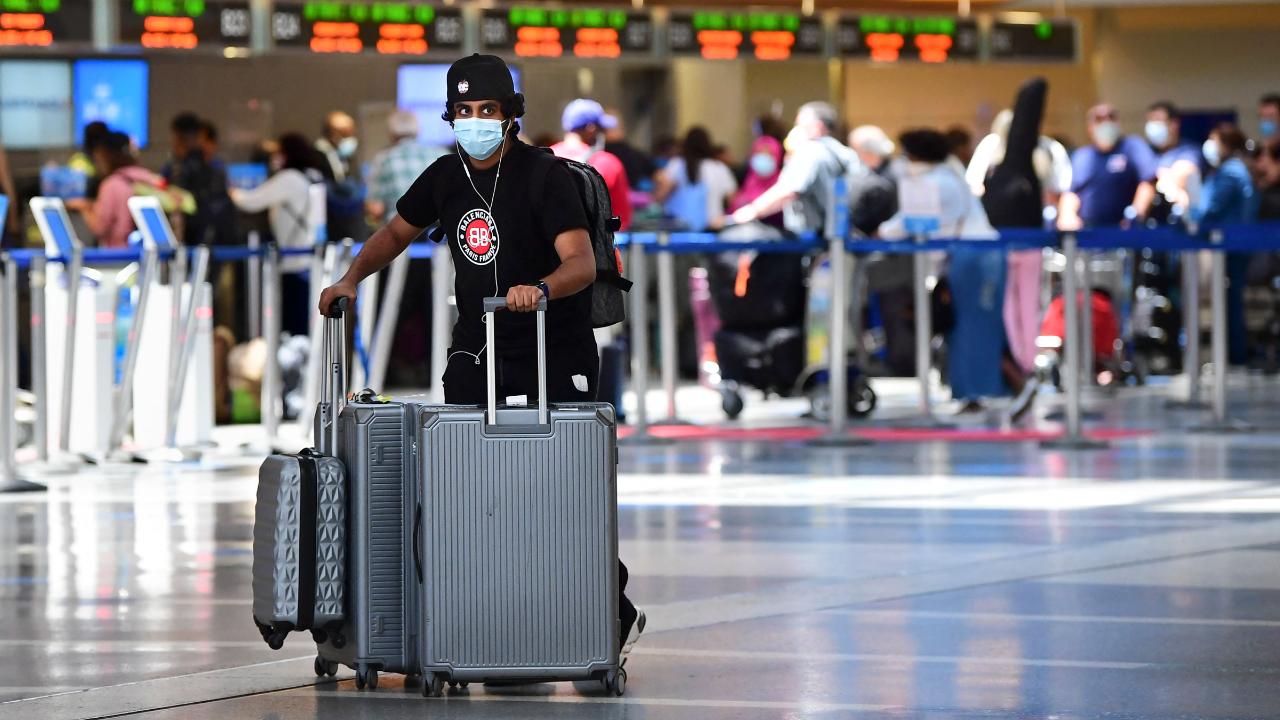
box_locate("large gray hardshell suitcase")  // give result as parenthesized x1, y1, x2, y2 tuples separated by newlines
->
(314, 396, 421, 689)
(416, 297, 624, 697)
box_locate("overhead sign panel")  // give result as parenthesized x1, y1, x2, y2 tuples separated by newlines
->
(272, 1, 462, 54)
(668, 10, 822, 61)
(120, 0, 251, 49)
(0, 0, 91, 47)
(990, 19, 1075, 62)
(480, 7, 651, 58)
(838, 15, 979, 62)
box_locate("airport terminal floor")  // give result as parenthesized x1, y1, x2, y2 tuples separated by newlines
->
(5, 378, 1280, 720)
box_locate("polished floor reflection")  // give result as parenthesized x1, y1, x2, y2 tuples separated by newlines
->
(5, 380, 1280, 719)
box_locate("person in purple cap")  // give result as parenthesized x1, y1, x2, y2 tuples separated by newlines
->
(550, 99, 632, 230)
(318, 54, 645, 663)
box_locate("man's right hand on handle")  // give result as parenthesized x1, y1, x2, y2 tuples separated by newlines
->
(319, 281, 358, 318)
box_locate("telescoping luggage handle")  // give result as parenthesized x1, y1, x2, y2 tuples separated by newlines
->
(320, 297, 349, 455)
(482, 296, 548, 428)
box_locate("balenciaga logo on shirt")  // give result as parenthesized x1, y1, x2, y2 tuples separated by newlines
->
(458, 208, 499, 265)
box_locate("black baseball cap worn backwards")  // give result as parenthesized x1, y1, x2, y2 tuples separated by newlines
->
(447, 54, 515, 105)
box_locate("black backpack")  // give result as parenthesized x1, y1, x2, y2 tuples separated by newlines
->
(530, 148, 632, 327)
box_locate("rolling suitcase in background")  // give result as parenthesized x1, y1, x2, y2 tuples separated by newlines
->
(416, 297, 625, 697)
(252, 302, 350, 651)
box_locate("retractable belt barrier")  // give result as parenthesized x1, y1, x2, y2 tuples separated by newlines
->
(5, 221, 1280, 473)
(618, 220, 1280, 445)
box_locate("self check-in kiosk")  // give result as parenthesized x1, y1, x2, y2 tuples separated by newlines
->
(31, 197, 116, 455)
(127, 196, 214, 451)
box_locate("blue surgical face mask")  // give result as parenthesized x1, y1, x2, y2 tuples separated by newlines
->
(749, 152, 777, 177)
(337, 136, 358, 158)
(1262, 119, 1279, 139)
(1093, 121, 1121, 150)
(1144, 120, 1170, 148)
(1202, 138, 1221, 168)
(453, 118, 507, 160)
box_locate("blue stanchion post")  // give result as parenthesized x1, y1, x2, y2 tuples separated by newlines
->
(29, 256, 47, 463)
(620, 235, 672, 446)
(1042, 232, 1108, 450)
(810, 177, 873, 447)
(1190, 230, 1251, 432)
(262, 244, 282, 443)
(653, 231, 685, 426)
(1168, 248, 1207, 409)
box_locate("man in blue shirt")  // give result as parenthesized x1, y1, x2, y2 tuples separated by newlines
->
(1058, 103, 1158, 229)
(1145, 101, 1203, 214)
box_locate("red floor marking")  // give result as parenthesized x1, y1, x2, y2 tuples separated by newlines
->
(616, 425, 1154, 443)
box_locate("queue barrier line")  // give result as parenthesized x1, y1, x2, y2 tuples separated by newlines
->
(7, 220, 1280, 467)
(3, 240, 437, 268)
(618, 221, 1280, 441)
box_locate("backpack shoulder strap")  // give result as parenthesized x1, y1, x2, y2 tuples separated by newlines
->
(528, 146, 561, 211)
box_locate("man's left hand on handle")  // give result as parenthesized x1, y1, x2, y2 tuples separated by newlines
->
(505, 284, 544, 312)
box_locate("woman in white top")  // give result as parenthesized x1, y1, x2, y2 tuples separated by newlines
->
(657, 126, 738, 230)
(229, 133, 326, 336)
(881, 130, 1004, 411)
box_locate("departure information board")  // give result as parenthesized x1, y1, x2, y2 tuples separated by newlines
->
(990, 19, 1075, 62)
(480, 7, 650, 58)
(120, 0, 251, 49)
(272, 2, 463, 54)
(668, 11, 821, 61)
(838, 15, 979, 62)
(0, 0, 91, 46)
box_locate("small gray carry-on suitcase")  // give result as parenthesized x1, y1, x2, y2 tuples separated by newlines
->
(252, 299, 351, 651)
(252, 451, 346, 649)
(417, 297, 624, 697)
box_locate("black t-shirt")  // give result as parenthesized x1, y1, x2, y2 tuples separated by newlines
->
(397, 140, 592, 353)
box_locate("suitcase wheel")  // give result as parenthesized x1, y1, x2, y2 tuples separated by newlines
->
(314, 656, 339, 677)
(328, 631, 346, 650)
(266, 633, 286, 650)
(356, 667, 378, 690)
(423, 673, 445, 698)
(447, 680, 469, 690)
(602, 667, 626, 696)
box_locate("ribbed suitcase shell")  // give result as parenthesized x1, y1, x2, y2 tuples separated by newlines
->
(317, 401, 419, 675)
(252, 454, 346, 633)
(417, 404, 620, 684)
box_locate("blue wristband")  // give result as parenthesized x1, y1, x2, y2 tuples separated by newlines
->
(532, 281, 550, 301)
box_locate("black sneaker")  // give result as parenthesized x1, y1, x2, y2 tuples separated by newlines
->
(620, 607, 645, 666)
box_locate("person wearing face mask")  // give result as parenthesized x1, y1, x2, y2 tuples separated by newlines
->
(1196, 122, 1257, 365)
(315, 110, 367, 243)
(730, 101, 862, 233)
(654, 126, 737, 230)
(729, 134, 784, 227)
(1058, 104, 1158, 231)
(550, 99, 632, 231)
(1260, 94, 1280, 145)
(230, 133, 326, 337)
(1144, 101, 1203, 219)
(317, 55, 645, 664)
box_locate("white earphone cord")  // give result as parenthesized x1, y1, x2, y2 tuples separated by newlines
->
(449, 128, 508, 367)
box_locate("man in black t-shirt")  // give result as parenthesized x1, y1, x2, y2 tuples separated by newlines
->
(317, 53, 644, 663)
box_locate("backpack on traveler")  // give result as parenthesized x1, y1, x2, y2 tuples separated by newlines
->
(529, 149, 632, 327)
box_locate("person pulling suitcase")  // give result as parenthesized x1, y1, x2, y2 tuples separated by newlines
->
(318, 53, 644, 667)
